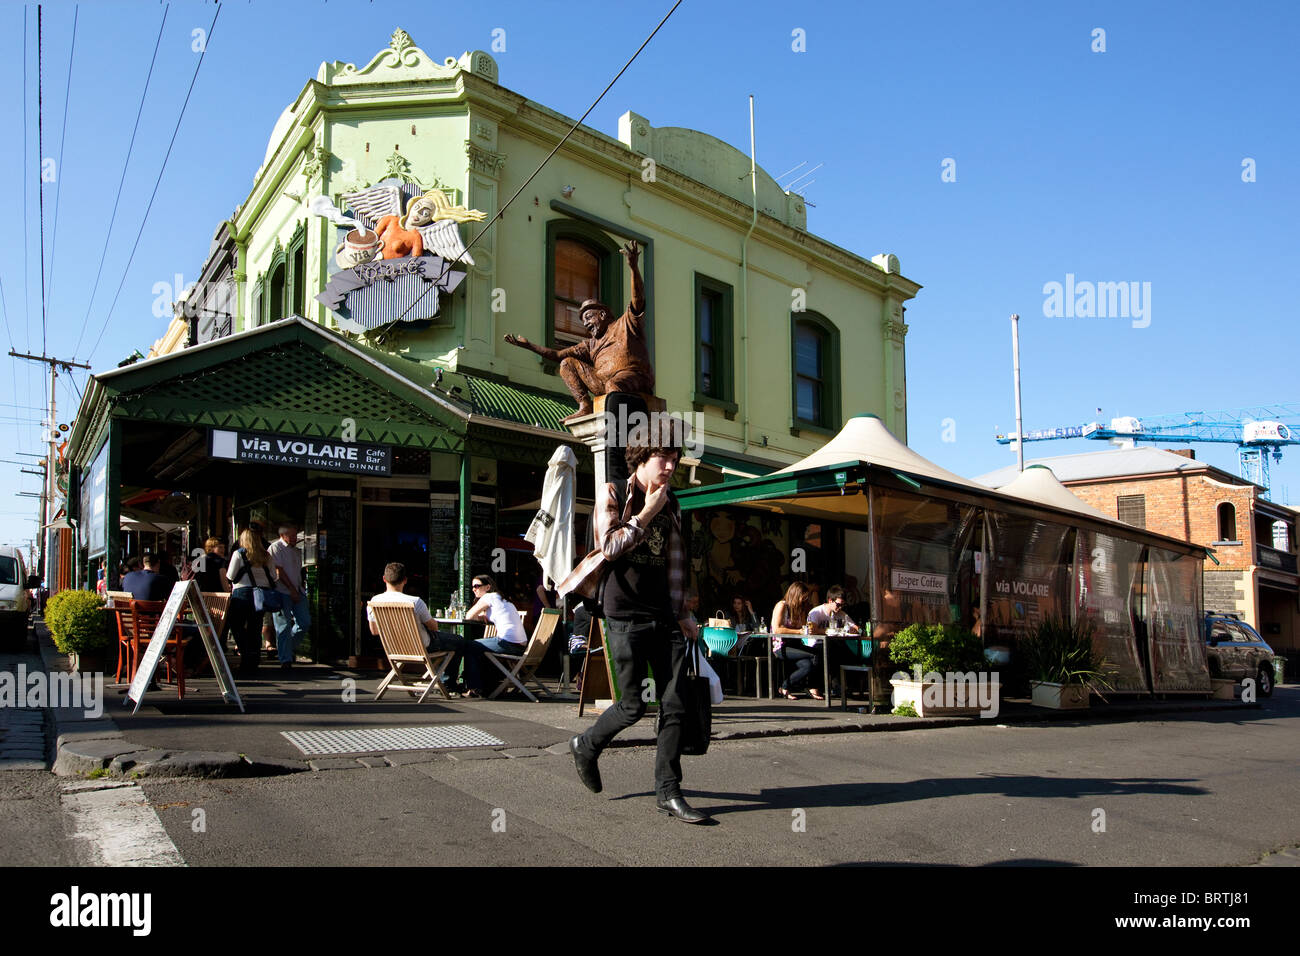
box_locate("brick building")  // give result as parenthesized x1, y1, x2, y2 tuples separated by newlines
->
(979, 448, 1299, 657)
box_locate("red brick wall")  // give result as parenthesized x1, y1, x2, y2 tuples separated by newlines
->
(1065, 473, 1256, 569)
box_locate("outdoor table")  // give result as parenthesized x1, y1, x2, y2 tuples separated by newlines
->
(766, 631, 872, 709)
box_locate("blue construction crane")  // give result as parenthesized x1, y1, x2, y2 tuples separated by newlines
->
(995, 403, 1300, 493)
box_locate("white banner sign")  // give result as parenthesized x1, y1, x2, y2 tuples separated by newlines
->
(891, 568, 948, 594)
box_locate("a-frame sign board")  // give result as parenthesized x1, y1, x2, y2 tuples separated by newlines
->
(127, 580, 244, 714)
(576, 617, 657, 716)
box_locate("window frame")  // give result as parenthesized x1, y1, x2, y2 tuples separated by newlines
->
(1116, 494, 1147, 530)
(1215, 501, 1239, 544)
(545, 219, 623, 350)
(693, 273, 736, 415)
(288, 221, 307, 318)
(789, 310, 841, 435)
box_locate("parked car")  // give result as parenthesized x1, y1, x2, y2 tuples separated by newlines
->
(1204, 613, 1276, 697)
(0, 546, 32, 647)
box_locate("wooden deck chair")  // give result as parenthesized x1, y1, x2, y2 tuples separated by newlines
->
(369, 598, 455, 703)
(483, 608, 562, 702)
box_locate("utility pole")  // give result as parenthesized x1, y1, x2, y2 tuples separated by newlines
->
(1010, 314, 1025, 474)
(9, 350, 91, 584)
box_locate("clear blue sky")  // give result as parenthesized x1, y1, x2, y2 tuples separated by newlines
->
(3, 0, 1298, 551)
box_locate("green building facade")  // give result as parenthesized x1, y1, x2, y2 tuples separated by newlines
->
(67, 30, 921, 663)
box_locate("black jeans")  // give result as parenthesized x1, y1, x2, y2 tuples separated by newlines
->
(576, 614, 687, 800)
(227, 589, 262, 673)
(427, 630, 483, 692)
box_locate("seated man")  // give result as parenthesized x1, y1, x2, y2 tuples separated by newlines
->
(122, 554, 173, 602)
(807, 584, 863, 674)
(366, 562, 483, 697)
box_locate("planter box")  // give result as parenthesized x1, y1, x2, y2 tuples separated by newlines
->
(1030, 680, 1090, 710)
(890, 677, 1000, 717)
(1210, 678, 1236, 700)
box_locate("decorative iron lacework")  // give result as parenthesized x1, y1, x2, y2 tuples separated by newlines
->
(114, 341, 464, 451)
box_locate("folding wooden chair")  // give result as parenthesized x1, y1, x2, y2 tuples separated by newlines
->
(369, 598, 455, 703)
(483, 608, 562, 702)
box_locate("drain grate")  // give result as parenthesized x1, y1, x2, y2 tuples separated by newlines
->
(281, 725, 506, 756)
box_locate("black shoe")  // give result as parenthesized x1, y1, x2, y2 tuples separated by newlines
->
(655, 796, 708, 824)
(569, 735, 602, 793)
(280, 662, 292, 673)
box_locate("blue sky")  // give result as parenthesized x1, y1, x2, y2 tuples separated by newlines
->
(3, 0, 1298, 550)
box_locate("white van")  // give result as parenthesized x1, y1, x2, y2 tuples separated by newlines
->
(0, 546, 32, 644)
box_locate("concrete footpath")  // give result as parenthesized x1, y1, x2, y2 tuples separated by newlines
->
(4, 618, 1266, 780)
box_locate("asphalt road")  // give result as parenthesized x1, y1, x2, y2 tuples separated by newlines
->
(113, 686, 1300, 867)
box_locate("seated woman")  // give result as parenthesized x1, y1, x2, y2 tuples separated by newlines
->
(465, 574, 528, 697)
(770, 581, 824, 700)
(730, 593, 763, 634)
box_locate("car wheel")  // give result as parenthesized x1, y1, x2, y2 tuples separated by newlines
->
(1257, 664, 1274, 698)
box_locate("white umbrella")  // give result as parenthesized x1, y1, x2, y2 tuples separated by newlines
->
(525, 446, 578, 590)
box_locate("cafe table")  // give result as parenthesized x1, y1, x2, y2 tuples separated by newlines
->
(764, 630, 872, 709)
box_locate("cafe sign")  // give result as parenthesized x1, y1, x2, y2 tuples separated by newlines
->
(891, 568, 948, 594)
(209, 428, 392, 475)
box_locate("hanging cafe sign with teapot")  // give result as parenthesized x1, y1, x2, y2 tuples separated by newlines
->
(310, 167, 486, 334)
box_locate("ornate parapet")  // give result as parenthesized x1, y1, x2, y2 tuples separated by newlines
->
(317, 30, 498, 88)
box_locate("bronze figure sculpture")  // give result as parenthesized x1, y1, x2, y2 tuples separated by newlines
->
(504, 240, 654, 424)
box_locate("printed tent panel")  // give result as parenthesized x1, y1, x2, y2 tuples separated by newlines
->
(1075, 529, 1146, 693)
(1148, 548, 1210, 693)
(871, 487, 980, 626)
(985, 511, 1074, 644)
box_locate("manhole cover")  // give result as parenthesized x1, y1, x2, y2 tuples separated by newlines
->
(281, 725, 506, 756)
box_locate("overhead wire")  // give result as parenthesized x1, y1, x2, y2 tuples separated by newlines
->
(38, 4, 47, 356)
(88, 2, 222, 362)
(22, 6, 30, 351)
(377, 0, 684, 335)
(44, 4, 78, 331)
(72, 3, 169, 359)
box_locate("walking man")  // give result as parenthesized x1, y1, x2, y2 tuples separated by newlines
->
(268, 524, 310, 672)
(566, 421, 709, 824)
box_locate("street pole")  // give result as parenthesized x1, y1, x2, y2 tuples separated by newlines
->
(1011, 313, 1024, 473)
(9, 350, 91, 584)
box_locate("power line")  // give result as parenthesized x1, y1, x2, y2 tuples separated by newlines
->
(37, 4, 47, 356)
(22, 6, 30, 351)
(380, 0, 684, 334)
(89, 2, 222, 362)
(72, 4, 169, 359)
(44, 4, 78, 329)
(0, 273, 14, 352)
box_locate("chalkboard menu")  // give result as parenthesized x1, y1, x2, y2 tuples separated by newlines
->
(428, 493, 497, 608)
(470, 496, 497, 582)
(312, 493, 355, 658)
(429, 493, 459, 608)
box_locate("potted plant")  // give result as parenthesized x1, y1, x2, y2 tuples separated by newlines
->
(1020, 615, 1111, 710)
(44, 590, 111, 672)
(887, 622, 1000, 717)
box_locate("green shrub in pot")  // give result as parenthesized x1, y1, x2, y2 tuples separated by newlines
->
(45, 590, 110, 655)
(887, 622, 984, 675)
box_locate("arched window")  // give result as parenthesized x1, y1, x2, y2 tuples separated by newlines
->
(790, 311, 841, 432)
(268, 261, 287, 323)
(1217, 502, 1237, 542)
(545, 220, 623, 347)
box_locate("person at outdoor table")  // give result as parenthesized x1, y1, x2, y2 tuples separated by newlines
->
(122, 553, 172, 602)
(465, 574, 526, 698)
(770, 581, 823, 700)
(192, 537, 230, 593)
(807, 585, 862, 634)
(730, 593, 763, 633)
(368, 562, 482, 697)
(225, 529, 278, 676)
